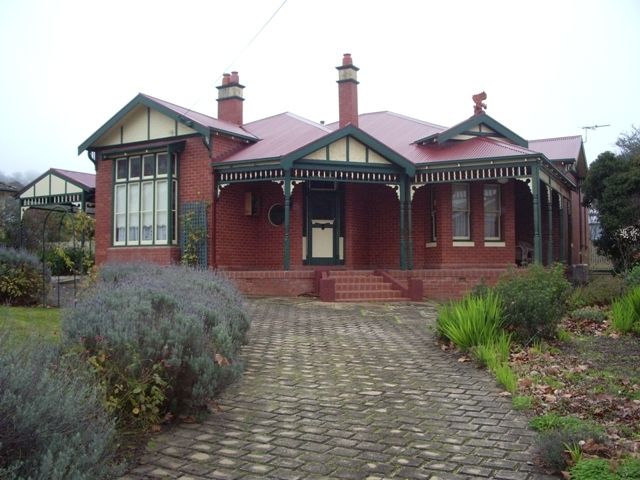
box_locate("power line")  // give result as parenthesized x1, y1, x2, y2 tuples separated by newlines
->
(180, 0, 289, 118)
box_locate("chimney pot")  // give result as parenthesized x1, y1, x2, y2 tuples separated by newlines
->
(222, 73, 231, 85)
(342, 53, 352, 66)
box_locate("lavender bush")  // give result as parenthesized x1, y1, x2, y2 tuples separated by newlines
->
(63, 263, 249, 429)
(0, 246, 47, 305)
(0, 335, 120, 479)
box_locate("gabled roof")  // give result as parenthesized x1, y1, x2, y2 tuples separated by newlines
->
(51, 168, 96, 190)
(17, 168, 96, 196)
(78, 93, 258, 154)
(414, 113, 528, 148)
(282, 124, 416, 176)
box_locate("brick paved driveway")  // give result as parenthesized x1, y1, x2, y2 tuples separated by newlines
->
(125, 298, 554, 480)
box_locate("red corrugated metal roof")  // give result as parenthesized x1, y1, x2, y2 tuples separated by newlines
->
(51, 168, 96, 189)
(220, 112, 333, 162)
(140, 94, 258, 140)
(529, 136, 583, 161)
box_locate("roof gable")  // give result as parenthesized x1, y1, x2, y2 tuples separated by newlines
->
(282, 125, 415, 176)
(415, 113, 528, 148)
(18, 168, 95, 198)
(78, 93, 258, 155)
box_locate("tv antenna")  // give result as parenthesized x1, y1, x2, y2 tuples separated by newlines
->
(581, 124, 610, 143)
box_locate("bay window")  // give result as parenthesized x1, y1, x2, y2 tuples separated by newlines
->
(113, 152, 178, 246)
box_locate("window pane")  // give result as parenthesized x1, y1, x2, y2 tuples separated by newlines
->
(128, 184, 140, 242)
(157, 153, 168, 175)
(453, 211, 469, 238)
(156, 181, 167, 210)
(452, 185, 468, 211)
(115, 185, 126, 214)
(143, 154, 155, 177)
(130, 156, 141, 179)
(116, 158, 128, 180)
(115, 214, 126, 242)
(114, 184, 126, 243)
(141, 182, 153, 241)
(484, 185, 499, 211)
(485, 213, 499, 239)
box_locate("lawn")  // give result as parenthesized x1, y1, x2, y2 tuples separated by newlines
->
(0, 306, 62, 344)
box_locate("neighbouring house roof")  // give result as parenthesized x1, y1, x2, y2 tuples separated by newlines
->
(50, 168, 96, 190)
(0, 181, 18, 193)
(18, 168, 95, 197)
(78, 93, 258, 155)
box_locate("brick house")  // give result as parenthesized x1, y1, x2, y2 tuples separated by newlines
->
(78, 54, 589, 300)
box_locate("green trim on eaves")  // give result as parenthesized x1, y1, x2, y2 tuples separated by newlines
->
(415, 113, 528, 148)
(77, 94, 257, 155)
(281, 125, 416, 176)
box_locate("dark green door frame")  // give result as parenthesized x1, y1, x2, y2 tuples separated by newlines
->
(304, 184, 343, 266)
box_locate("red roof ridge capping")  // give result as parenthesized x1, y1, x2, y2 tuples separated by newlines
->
(50, 168, 96, 189)
(530, 134, 582, 143)
(326, 111, 448, 131)
(243, 111, 333, 133)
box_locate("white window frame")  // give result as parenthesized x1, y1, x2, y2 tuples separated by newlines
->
(112, 152, 177, 246)
(452, 183, 470, 240)
(484, 184, 501, 241)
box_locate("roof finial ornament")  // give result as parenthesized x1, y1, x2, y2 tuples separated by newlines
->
(472, 91, 487, 115)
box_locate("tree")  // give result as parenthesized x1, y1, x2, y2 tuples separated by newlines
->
(583, 126, 640, 271)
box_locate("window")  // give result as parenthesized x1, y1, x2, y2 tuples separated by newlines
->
(430, 187, 437, 242)
(452, 184, 470, 239)
(113, 152, 178, 246)
(484, 184, 501, 240)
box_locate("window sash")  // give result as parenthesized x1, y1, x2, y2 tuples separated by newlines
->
(484, 185, 501, 240)
(430, 187, 437, 242)
(112, 152, 178, 246)
(452, 184, 470, 239)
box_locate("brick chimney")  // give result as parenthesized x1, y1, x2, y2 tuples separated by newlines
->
(216, 71, 244, 125)
(336, 53, 359, 128)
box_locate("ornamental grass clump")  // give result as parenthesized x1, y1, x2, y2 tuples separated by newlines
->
(0, 334, 120, 479)
(0, 246, 47, 306)
(436, 290, 503, 352)
(611, 286, 640, 334)
(63, 263, 250, 431)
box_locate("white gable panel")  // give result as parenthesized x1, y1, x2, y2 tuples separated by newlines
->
(328, 138, 347, 161)
(66, 184, 83, 194)
(305, 147, 327, 160)
(50, 175, 66, 195)
(34, 176, 50, 196)
(368, 150, 390, 164)
(122, 106, 148, 144)
(149, 109, 176, 138)
(349, 139, 367, 162)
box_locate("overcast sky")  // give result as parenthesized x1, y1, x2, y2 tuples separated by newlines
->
(0, 0, 638, 183)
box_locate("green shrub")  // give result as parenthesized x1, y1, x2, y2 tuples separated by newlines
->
(0, 246, 47, 306)
(44, 245, 94, 275)
(568, 275, 628, 309)
(570, 458, 616, 480)
(0, 334, 120, 479)
(625, 264, 640, 288)
(494, 264, 570, 343)
(63, 263, 250, 431)
(611, 287, 640, 334)
(437, 291, 503, 351)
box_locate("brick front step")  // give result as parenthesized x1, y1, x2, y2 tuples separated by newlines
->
(335, 290, 410, 301)
(323, 270, 410, 302)
(335, 282, 390, 291)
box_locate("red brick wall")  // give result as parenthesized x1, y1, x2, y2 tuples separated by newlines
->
(215, 182, 303, 269)
(415, 181, 516, 268)
(94, 156, 112, 266)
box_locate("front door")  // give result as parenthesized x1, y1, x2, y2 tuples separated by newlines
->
(305, 182, 343, 265)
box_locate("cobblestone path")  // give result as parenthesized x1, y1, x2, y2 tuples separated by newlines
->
(124, 298, 554, 480)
